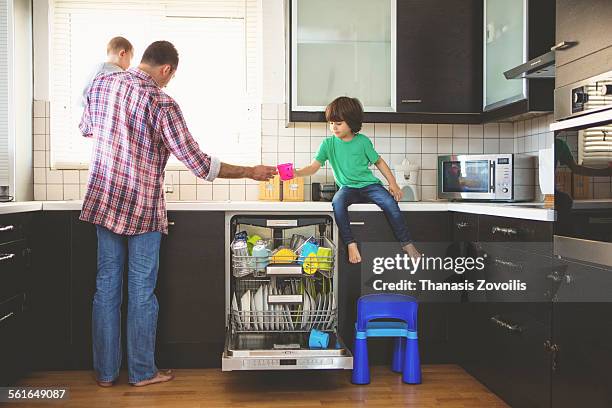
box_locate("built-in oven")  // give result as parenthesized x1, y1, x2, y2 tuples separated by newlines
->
(437, 154, 534, 202)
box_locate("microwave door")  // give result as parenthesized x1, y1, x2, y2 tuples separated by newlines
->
(439, 158, 494, 200)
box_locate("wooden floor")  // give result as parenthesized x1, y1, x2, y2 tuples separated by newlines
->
(11, 365, 508, 408)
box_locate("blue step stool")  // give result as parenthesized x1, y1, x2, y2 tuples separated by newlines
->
(352, 293, 421, 385)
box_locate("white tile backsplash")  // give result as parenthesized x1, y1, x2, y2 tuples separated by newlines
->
(33, 100, 546, 202)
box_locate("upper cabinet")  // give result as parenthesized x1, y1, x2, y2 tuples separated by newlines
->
(291, 0, 395, 113)
(555, 0, 612, 89)
(482, 0, 555, 122)
(483, 0, 526, 111)
(287, 0, 483, 124)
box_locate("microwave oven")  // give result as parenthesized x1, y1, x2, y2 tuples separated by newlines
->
(437, 154, 534, 201)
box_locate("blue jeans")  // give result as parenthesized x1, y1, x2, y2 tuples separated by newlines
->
(92, 225, 162, 384)
(332, 184, 413, 247)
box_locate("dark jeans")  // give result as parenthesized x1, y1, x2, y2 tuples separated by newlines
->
(332, 184, 413, 247)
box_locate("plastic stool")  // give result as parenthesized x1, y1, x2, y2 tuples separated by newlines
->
(352, 294, 421, 385)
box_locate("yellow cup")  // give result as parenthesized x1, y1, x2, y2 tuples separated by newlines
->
(316, 247, 332, 272)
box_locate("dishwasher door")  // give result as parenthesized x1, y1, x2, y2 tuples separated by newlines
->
(222, 330, 353, 371)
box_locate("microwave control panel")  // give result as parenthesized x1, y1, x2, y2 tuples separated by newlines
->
(495, 157, 513, 198)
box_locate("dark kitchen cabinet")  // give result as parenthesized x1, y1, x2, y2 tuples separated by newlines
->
(555, 0, 612, 89)
(289, 0, 483, 124)
(338, 210, 454, 364)
(395, 0, 482, 118)
(448, 213, 555, 408)
(156, 211, 225, 368)
(550, 257, 612, 408)
(29, 212, 71, 370)
(0, 212, 35, 385)
(30, 210, 226, 372)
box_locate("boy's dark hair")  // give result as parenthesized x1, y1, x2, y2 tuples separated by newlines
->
(107, 36, 133, 54)
(141, 41, 179, 71)
(325, 96, 364, 133)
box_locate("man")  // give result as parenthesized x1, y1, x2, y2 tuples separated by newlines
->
(80, 36, 134, 107)
(79, 40, 276, 387)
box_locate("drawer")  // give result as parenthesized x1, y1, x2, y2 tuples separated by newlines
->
(0, 213, 34, 245)
(0, 293, 28, 386)
(478, 215, 553, 254)
(452, 212, 478, 242)
(0, 241, 29, 303)
(479, 243, 554, 303)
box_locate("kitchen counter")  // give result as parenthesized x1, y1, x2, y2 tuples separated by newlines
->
(3, 200, 554, 221)
(0, 201, 43, 215)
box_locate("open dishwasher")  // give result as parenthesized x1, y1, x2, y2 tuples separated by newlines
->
(222, 213, 353, 371)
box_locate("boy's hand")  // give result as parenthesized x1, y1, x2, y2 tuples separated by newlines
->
(389, 183, 403, 201)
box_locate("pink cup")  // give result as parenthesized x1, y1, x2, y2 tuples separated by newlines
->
(277, 163, 295, 181)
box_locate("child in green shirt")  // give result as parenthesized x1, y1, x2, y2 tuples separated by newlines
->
(295, 97, 421, 264)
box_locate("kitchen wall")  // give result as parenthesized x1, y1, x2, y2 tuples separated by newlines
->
(512, 114, 555, 202)
(32, 99, 524, 202)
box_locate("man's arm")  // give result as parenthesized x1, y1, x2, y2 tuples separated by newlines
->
(218, 163, 276, 181)
(79, 104, 93, 138)
(160, 104, 275, 182)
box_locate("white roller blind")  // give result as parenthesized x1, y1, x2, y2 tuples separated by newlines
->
(579, 126, 612, 166)
(50, 0, 261, 169)
(0, 0, 10, 186)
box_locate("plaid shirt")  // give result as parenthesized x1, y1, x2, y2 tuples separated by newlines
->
(79, 68, 220, 235)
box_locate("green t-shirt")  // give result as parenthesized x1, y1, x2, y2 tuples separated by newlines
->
(555, 138, 574, 167)
(315, 133, 382, 188)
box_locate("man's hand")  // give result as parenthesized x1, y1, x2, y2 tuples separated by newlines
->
(250, 165, 277, 181)
(389, 182, 403, 201)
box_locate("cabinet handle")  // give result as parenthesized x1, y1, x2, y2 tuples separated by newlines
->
(0, 225, 15, 232)
(0, 253, 15, 262)
(550, 41, 577, 51)
(490, 315, 523, 333)
(168, 221, 175, 226)
(455, 222, 471, 230)
(349, 221, 365, 226)
(401, 99, 422, 104)
(491, 226, 518, 236)
(0, 311, 15, 324)
(493, 257, 521, 270)
(546, 271, 573, 284)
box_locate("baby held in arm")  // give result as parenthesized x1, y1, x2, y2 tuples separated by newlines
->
(294, 96, 421, 264)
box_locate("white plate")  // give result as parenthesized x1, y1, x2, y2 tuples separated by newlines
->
(262, 284, 268, 330)
(301, 291, 310, 329)
(254, 285, 264, 330)
(241, 290, 251, 330)
(232, 292, 240, 329)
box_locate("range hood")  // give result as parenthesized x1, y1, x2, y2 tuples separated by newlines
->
(504, 50, 555, 79)
(503, 42, 576, 80)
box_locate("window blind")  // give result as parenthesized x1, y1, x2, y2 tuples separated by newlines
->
(0, 0, 10, 186)
(579, 126, 612, 166)
(50, 0, 261, 169)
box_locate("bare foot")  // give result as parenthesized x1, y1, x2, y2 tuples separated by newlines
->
(96, 380, 114, 388)
(403, 243, 422, 264)
(132, 370, 174, 387)
(348, 243, 362, 264)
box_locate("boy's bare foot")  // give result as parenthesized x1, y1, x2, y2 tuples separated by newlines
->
(132, 370, 174, 387)
(348, 243, 362, 264)
(403, 243, 422, 264)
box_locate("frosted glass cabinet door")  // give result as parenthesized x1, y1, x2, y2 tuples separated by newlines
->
(292, 0, 396, 112)
(484, 0, 526, 111)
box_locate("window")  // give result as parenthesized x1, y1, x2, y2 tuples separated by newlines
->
(0, 0, 11, 186)
(50, 0, 261, 169)
(579, 126, 612, 166)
